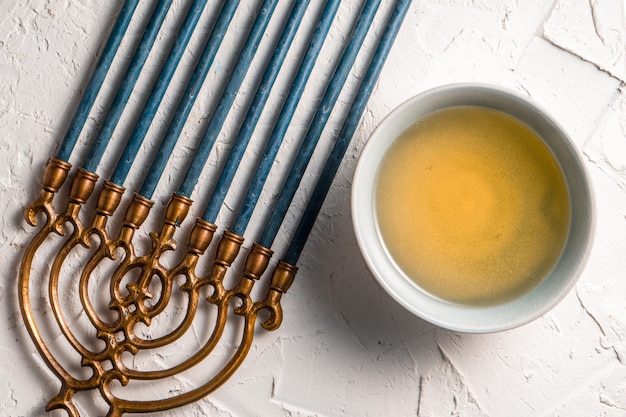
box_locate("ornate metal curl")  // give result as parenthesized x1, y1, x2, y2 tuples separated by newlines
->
(19, 158, 298, 416)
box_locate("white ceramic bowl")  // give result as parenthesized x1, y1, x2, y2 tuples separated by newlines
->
(352, 84, 594, 333)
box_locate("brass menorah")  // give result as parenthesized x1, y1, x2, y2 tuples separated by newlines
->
(20, 160, 296, 416)
(17, 1, 410, 415)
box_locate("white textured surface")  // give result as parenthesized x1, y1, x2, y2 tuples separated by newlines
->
(1, 1, 625, 416)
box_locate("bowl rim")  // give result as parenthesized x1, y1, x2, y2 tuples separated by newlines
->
(351, 82, 595, 333)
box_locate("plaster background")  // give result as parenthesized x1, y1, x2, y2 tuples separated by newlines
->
(1, 0, 625, 416)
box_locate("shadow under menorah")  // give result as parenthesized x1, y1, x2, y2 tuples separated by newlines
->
(17, 0, 410, 415)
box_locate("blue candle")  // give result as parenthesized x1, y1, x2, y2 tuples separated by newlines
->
(284, 0, 412, 264)
(55, 0, 139, 162)
(109, 0, 209, 187)
(83, 0, 174, 174)
(138, 0, 241, 198)
(257, 0, 381, 249)
(202, 0, 311, 223)
(174, 0, 280, 198)
(230, 0, 342, 236)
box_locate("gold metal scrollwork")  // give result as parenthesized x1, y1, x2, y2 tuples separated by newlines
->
(19, 158, 297, 416)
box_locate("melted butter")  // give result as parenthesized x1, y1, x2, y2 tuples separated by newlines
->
(375, 106, 570, 305)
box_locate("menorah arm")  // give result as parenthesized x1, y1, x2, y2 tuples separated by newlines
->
(100, 309, 258, 416)
(47, 170, 117, 363)
(19, 223, 104, 417)
(19, 220, 98, 391)
(20, 166, 105, 395)
(117, 292, 230, 381)
(118, 260, 235, 378)
(80, 243, 125, 334)
(49, 219, 105, 359)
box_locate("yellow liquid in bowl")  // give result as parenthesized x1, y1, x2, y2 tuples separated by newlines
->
(375, 106, 570, 306)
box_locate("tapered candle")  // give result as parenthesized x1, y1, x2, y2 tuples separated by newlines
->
(109, 0, 209, 187)
(284, 0, 412, 264)
(55, 0, 139, 162)
(257, 0, 381, 249)
(230, 0, 342, 235)
(202, 0, 311, 223)
(83, 0, 174, 174)
(174, 0, 280, 198)
(138, 0, 241, 198)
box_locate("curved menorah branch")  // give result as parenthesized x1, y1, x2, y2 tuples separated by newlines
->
(101, 311, 257, 416)
(19, 161, 103, 416)
(116, 285, 228, 381)
(78, 181, 128, 343)
(49, 170, 105, 360)
(105, 194, 155, 329)
(80, 242, 124, 333)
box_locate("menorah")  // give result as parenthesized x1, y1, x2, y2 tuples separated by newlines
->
(18, 0, 410, 415)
